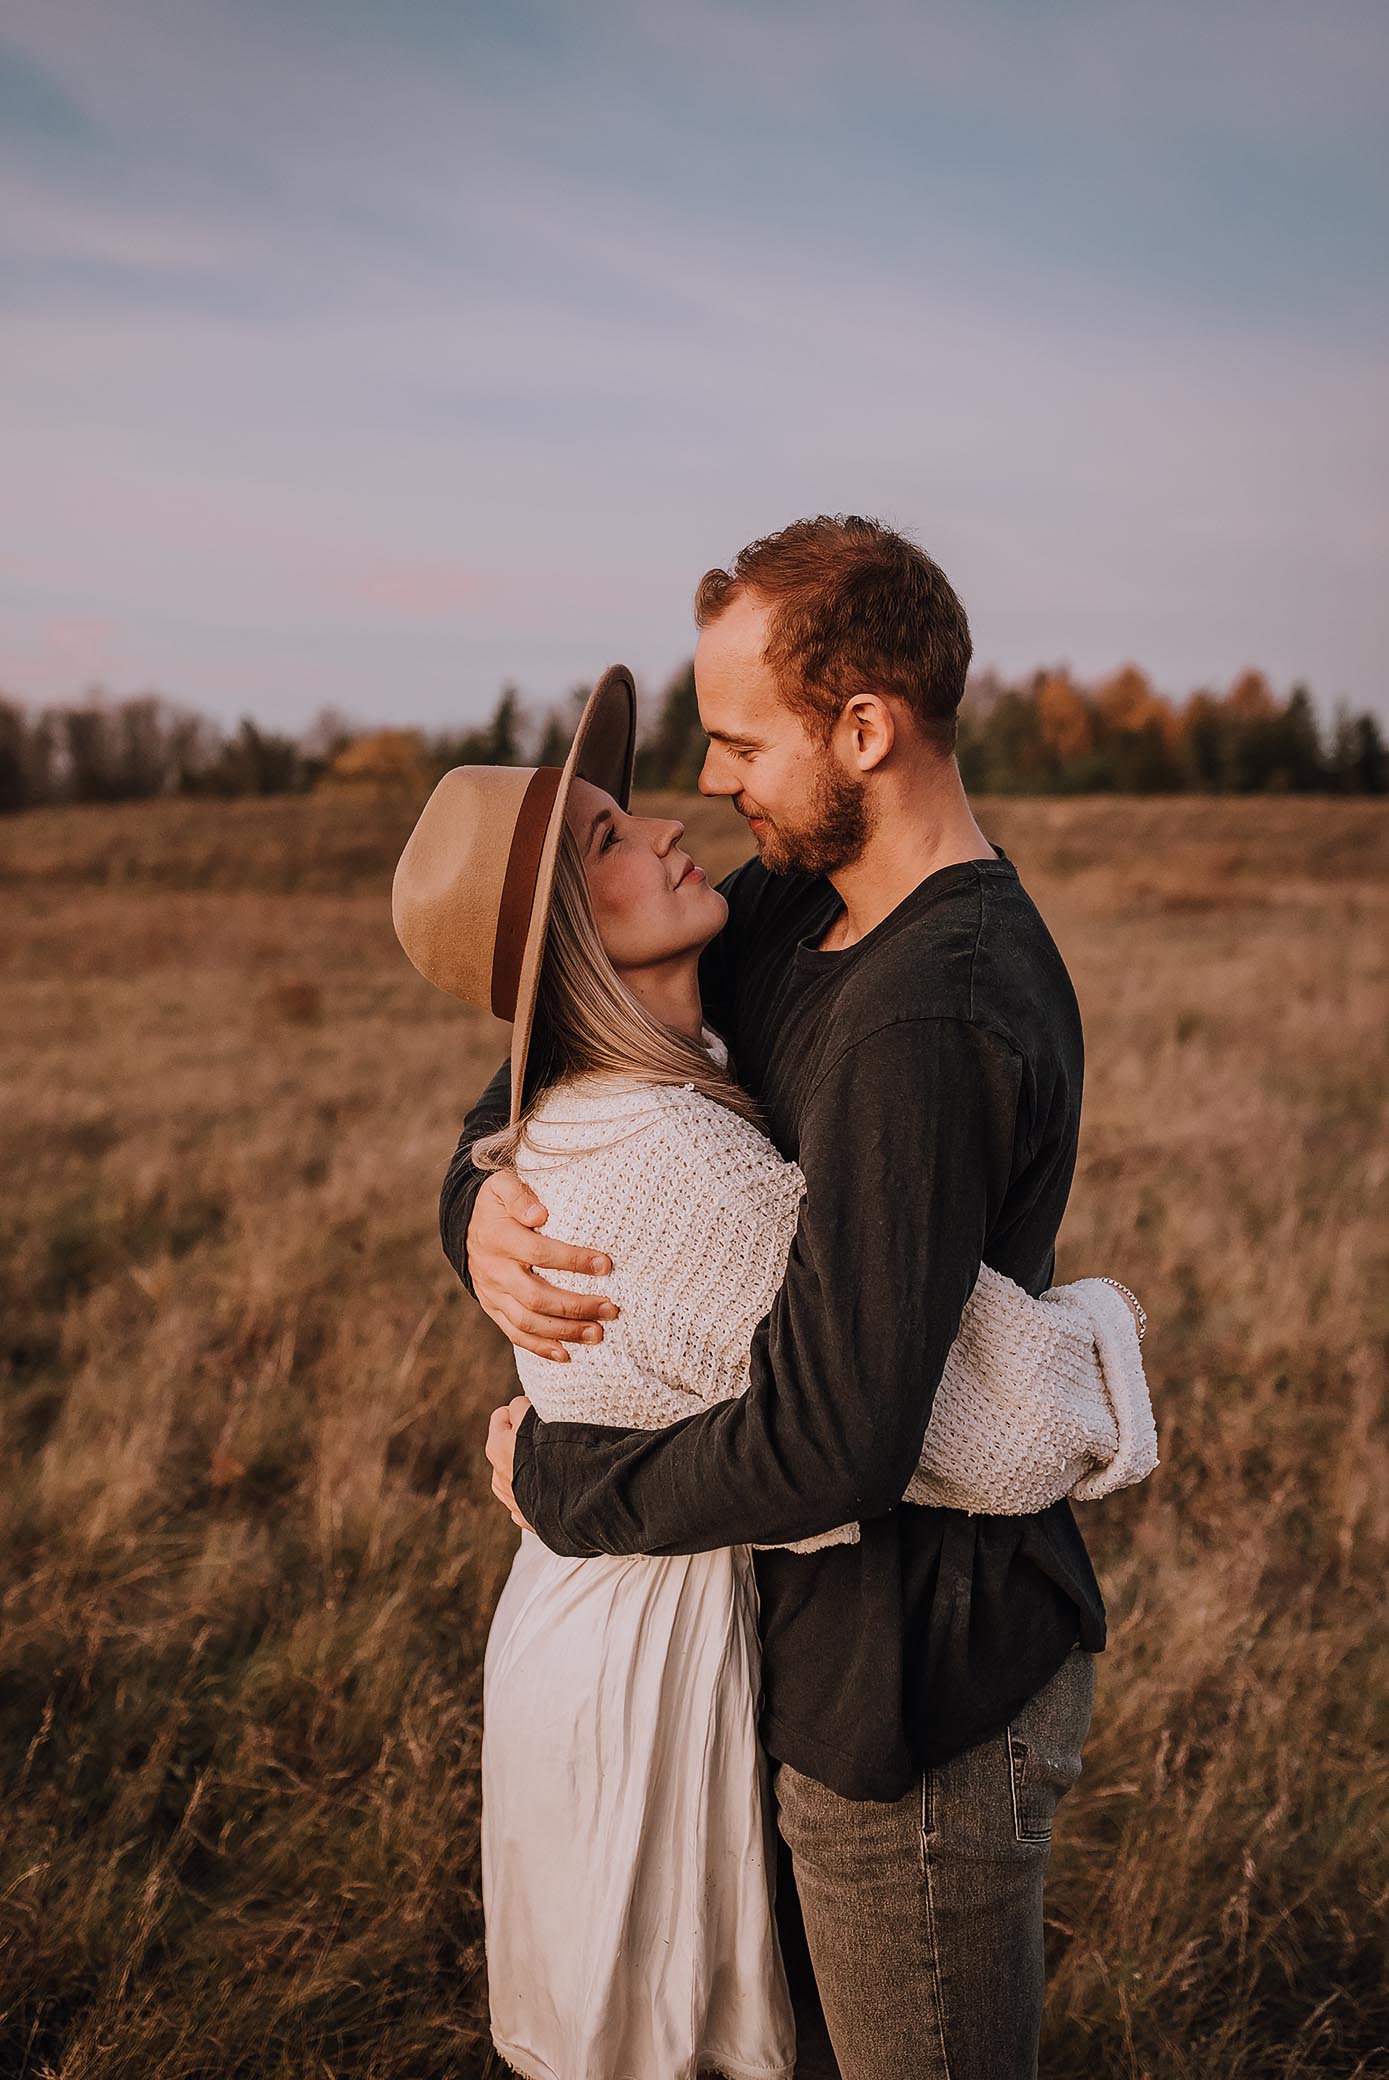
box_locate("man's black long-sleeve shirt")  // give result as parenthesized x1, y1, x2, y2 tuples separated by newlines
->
(440, 842, 1106, 1800)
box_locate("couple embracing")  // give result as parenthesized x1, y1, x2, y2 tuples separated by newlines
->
(392, 514, 1156, 2080)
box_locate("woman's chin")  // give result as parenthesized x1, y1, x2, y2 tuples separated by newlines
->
(696, 887, 730, 939)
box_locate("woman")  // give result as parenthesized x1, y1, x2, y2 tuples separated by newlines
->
(391, 669, 1154, 2080)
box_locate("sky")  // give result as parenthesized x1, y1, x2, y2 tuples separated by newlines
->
(2, 0, 1386, 736)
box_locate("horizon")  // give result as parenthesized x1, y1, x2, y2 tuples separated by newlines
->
(0, 651, 1366, 750)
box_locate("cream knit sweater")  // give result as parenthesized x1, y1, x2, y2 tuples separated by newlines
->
(511, 1042, 1158, 1554)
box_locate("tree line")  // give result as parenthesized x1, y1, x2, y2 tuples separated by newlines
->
(0, 661, 1384, 814)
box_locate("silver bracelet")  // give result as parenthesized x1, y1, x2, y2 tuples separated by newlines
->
(1099, 1277, 1146, 1341)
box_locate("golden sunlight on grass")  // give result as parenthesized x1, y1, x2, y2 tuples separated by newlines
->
(2, 793, 1386, 2077)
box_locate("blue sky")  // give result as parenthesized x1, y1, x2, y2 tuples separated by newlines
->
(2, 0, 1386, 733)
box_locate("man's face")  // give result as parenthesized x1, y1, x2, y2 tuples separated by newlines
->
(694, 590, 871, 875)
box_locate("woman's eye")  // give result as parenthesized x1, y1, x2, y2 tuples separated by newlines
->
(601, 825, 618, 852)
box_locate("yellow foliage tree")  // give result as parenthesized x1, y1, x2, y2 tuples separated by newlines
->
(1222, 669, 1277, 722)
(1035, 671, 1093, 762)
(316, 729, 431, 797)
(1095, 664, 1182, 749)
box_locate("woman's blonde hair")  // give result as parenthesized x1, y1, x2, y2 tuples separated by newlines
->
(471, 817, 763, 1172)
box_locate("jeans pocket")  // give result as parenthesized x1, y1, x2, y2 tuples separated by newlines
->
(1006, 1647, 1096, 1843)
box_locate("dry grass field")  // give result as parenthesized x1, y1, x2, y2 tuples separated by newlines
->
(2, 792, 1387, 2079)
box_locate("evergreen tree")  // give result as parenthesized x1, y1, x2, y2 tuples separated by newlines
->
(635, 662, 705, 789)
(487, 684, 524, 764)
(1179, 690, 1230, 791)
(63, 703, 114, 802)
(1352, 712, 1388, 794)
(966, 688, 1046, 793)
(1269, 686, 1327, 792)
(528, 684, 591, 770)
(0, 666, 1377, 803)
(534, 713, 570, 767)
(1330, 706, 1387, 794)
(0, 698, 29, 813)
(205, 717, 303, 795)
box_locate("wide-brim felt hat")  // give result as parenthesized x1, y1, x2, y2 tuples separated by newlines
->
(391, 664, 637, 1125)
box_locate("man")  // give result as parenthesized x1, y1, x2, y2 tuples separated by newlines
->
(442, 514, 1108, 2079)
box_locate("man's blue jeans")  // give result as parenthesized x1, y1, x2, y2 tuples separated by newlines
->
(773, 1644, 1097, 2079)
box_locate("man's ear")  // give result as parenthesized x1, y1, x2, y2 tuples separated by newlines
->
(845, 694, 895, 773)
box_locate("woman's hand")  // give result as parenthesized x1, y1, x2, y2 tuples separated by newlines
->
(468, 1168, 620, 1361)
(487, 1394, 537, 1529)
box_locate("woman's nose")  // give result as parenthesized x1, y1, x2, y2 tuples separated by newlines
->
(655, 819, 684, 852)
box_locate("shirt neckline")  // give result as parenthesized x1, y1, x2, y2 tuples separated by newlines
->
(793, 841, 1016, 972)
(699, 1023, 730, 1068)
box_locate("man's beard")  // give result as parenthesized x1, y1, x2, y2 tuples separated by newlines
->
(744, 749, 872, 876)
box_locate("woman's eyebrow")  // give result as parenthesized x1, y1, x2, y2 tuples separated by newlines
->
(587, 808, 613, 849)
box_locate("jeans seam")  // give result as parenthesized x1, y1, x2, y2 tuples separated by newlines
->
(919, 1770, 955, 2080)
(919, 1771, 927, 1874)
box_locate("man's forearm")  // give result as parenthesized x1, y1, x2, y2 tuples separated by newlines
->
(439, 1055, 510, 1295)
(512, 1018, 1021, 1558)
(510, 1275, 961, 1559)
(511, 1232, 972, 1560)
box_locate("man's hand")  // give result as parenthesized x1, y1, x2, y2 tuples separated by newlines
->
(487, 1394, 536, 1529)
(468, 1169, 620, 1361)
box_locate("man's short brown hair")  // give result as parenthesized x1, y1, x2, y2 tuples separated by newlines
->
(694, 513, 972, 757)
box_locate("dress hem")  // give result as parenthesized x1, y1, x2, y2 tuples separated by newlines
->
(491, 2032, 795, 2080)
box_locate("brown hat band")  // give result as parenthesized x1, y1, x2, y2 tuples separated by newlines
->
(490, 764, 565, 1019)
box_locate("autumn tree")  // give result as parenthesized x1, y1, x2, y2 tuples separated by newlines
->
(1091, 666, 1183, 790)
(0, 665, 1381, 805)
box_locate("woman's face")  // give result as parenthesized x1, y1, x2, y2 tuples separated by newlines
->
(564, 776, 728, 971)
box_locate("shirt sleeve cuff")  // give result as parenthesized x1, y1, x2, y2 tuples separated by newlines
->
(512, 1399, 542, 1523)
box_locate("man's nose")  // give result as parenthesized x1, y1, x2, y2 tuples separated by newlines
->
(697, 750, 734, 796)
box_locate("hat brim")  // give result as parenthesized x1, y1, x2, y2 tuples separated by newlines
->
(507, 664, 638, 1125)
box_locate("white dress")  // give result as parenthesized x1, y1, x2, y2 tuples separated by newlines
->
(483, 1048, 802, 2080)
(484, 1533, 792, 2080)
(481, 1037, 1156, 2080)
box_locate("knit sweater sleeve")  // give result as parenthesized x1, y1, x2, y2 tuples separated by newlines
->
(508, 1077, 808, 1432)
(908, 1264, 1158, 1514)
(509, 1069, 1158, 1546)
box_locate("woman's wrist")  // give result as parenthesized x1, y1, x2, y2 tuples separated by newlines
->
(1098, 1276, 1146, 1342)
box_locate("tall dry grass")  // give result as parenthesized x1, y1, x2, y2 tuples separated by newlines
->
(2, 794, 1386, 2079)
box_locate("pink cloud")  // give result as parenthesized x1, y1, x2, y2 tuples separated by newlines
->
(348, 557, 490, 618)
(0, 616, 128, 700)
(325, 552, 605, 624)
